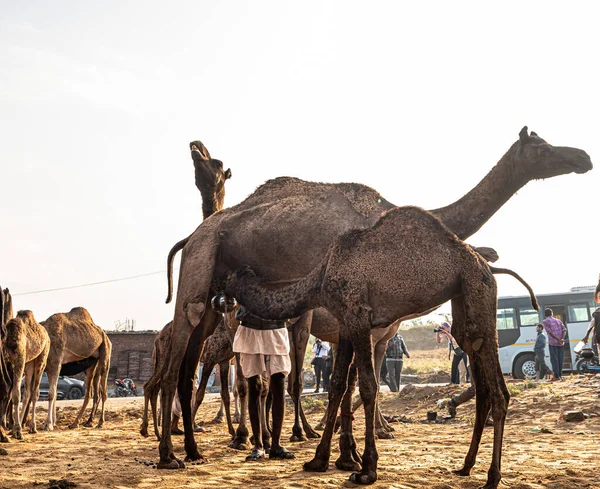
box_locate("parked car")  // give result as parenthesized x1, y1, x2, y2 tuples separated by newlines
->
(21, 372, 86, 400)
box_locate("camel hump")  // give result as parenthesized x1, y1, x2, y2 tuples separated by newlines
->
(68, 307, 94, 322)
(15, 309, 35, 321)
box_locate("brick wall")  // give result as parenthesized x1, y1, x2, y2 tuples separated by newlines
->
(106, 330, 159, 384)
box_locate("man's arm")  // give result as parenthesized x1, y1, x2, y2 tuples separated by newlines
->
(401, 339, 410, 358)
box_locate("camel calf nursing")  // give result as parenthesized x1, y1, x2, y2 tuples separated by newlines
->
(226, 205, 538, 489)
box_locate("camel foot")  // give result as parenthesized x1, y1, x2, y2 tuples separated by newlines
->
(303, 425, 322, 439)
(12, 430, 22, 440)
(289, 433, 306, 442)
(303, 457, 329, 472)
(376, 429, 394, 440)
(96, 422, 104, 429)
(229, 434, 248, 450)
(335, 455, 361, 472)
(82, 420, 93, 428)
(349, 470, 377, 485)
(157, 458, 185, 470)
(314, 422, 324, 431)
(43, 424, 54, 432)
(453, 467, 471, 477)
(210, 416, 223, 424)
(29, 427, 37, 434)
(68, 422, 79, 430)
(184, 454, 208, 464)
(140, 425, 149, 437)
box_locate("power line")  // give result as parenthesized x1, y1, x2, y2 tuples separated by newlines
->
(13, 269, 176, 296)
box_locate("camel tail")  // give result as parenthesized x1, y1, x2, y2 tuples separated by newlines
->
(226, 261, 327, 321)
(490, 267, 539, 311)
(165, 236, 190, 304)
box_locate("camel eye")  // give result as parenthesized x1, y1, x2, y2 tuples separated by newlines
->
(537, 145, 553, 156)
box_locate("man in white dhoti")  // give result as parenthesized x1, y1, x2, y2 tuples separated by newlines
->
(233, 306, 294, 461)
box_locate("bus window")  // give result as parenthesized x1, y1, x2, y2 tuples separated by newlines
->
(497, 308, 517, 330)
(568, 304, 590, 323)
(519, 308, 540, 327)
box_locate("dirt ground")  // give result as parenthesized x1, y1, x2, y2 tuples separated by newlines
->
(1, 376, 599, 489)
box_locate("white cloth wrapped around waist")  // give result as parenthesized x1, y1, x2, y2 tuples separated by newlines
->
(232, 325, 290, 355)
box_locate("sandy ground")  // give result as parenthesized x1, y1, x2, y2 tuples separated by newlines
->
(1, 376, 599, 489)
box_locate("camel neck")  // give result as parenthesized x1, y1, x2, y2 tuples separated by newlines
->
(431, 145, 527, 240)
(202, 196, 223, 220)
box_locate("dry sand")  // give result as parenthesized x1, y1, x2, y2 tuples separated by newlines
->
(0, 376, 599, 489)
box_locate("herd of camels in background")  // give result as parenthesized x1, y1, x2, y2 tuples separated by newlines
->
(0, 127, 594, 489)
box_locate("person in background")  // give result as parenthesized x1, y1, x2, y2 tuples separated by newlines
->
(311, 339, 329, 393)
(534, 323, 549, 380)
(436, 322, 468, 384)
(542, 308, 567, 381)
(385, 332, 410, 392)
(582, 299, 600, 356)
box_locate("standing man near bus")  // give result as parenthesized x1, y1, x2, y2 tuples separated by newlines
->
(534, 323, 549, 379)
(542, 308, 567, 381)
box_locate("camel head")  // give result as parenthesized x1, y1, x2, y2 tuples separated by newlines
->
(516, 126, 593, 180)
(189, 140, 232, 197)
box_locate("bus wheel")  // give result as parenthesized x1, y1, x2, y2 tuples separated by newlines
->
(513, 354, 536, 380)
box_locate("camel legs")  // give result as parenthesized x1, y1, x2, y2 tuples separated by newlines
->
(27, 349, 48, 434)
(304, 334, 354, 473)
(288, 311, 320, 442)
(229, 353, 249, 450)
(451, 290, 508, 489)
(141, 369, 162, 439)
(348, 323, 379, 485)
(180, 308, 221, 463)
(217, 360, 236, 437)
(192, 360, 214, 424)
(84, 364, 103, 427)
(68, 364, 97, 429)
(335, 363, 362, 472)
(95, 339, 112, 428)
(9, 356, 25, 439)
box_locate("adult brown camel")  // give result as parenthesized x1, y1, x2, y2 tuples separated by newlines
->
(225, 206, 539, 488)
(42, 307, 112, 430)
(3, 310, 50, 439)
(158, 127, 591, 469)
(141, 140, 242, 441)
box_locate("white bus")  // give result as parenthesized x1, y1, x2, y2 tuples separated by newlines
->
(496, 286, 597, 379)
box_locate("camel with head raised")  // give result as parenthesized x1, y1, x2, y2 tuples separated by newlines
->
(2, 310, 50, 439)
(225, 206, 539, 488)
(41, 307, 112, 430)
(140, 141, 240, 441)
(157, 127, 591, 468)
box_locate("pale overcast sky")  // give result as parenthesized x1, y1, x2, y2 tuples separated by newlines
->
(1, 1, 598, 331)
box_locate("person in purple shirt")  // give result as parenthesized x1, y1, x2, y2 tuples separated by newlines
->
(542, 308, 567, 380)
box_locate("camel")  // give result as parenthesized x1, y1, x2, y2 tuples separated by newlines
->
(595, 274, 600, 303)
(2, 310, 50, 439)
(0, 287, 14, 442)
(156, 126, 592, 469)
(41, 307, 112, 430)
(141, 140, 244, 442)
(225, 205, 540, 488)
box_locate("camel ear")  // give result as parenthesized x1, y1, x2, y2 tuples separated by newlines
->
(519, 126, 529, 143)
(224, 168, 232, 180)
(185, 302, 206, 327)
(530, 131, 538, 137)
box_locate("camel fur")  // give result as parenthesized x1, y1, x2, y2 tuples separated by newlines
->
(2, 310, 50, 439)
(41, 307, 112, 430)
(226, 205, 539, 488)
(156, 127, 591, 468)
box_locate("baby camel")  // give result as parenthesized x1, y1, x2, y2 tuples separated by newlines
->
(226, 205, 537, 489)
(3, 310, 50, 439)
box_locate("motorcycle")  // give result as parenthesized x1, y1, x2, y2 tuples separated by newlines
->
(113, 377, 138, 397)
(573, 342, 600, 375)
